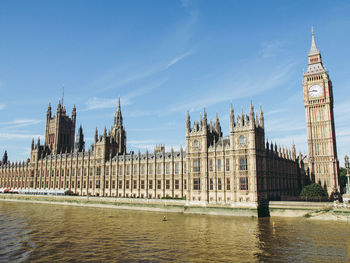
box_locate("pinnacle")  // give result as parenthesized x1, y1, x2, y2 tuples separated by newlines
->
(309, 26, 320, 56)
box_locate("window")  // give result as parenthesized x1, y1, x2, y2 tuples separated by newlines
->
(133, 180, 137, 189)
(226, 159, 230, 171)
(118, 180, 123, 189)
(239, 135, 246, 145)
(105, 181, 109, 188)
(141, 165, 145, 175)
(149, 180, 153, 189)
(96, 167, 101, 176)
(84, 168, 87, 176)
(90, 168, 93, 177)
(217, 159, 222, 171)
(112, 166, 116, 176)
(175, 179, 179, 190)
(83, 181, 86, 188)
(227, 178, 230, 190)
(157, 164, 162, 175)
(119, 166, 123, 175)
(77, 181, 80, 188)
(210, 178, 213, 190)
(157, 180, 161, 189)
(71, 181, 75, 188)
(112, 180, 116, 188)
(106, 167, 109, 175)
(175, 163, 179, 174)
(149, 165, 153, 174)
(166, 164, 170, 174)
(141, 180, 145, 189)
(184, 163, 186, 173)
(240, 177, 248, 190)
(134, 165, 138, 175)
(209, 160, 213, 172)
(184, 179, 187, 190)
(239, 157, 248, 171)
(193, 159, 200, 172)
(193, 140, 199, 148)
(126, 180, 129, 189)
(126, 165, 130, 175)
(166, 180, 170, 189)
(89, 181, 92, 188)
(193, 178, 200, 190)
(218, 178, 222, 190)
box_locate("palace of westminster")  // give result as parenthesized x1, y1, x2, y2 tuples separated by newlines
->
(0, 30, 341, 205)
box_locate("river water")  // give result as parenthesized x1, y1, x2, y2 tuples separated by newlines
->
(0, 202, 349, 262)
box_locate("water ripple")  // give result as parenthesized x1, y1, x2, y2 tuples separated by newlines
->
(0, 202, 349, 262)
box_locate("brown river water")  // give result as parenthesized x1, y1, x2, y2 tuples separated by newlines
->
(0, 201, 349, 262)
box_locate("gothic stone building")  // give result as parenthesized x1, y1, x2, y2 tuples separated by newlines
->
(0, 96, 307, 206)
(2, 30, 341, 205)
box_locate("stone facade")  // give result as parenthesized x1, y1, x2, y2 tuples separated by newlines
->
(302, 28, 340, 195)
(0, 97, 308, 206)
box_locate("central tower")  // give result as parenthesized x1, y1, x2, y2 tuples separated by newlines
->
(302, 28, 339, 195)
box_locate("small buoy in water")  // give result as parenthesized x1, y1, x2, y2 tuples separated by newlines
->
(163, 216, 167, 221)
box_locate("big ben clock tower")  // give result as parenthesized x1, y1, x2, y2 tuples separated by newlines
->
(303, 28, 340, 196)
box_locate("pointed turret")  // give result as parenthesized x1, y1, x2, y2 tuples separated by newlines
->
(72, 104, 76, 124)
(186, 111, 191, 133)
(259, 106, 264, 128)
(307, 27, 323, 66)
(230, 103, 234, 130)
(114, 97, 123, 127)
(75, 125, 85, 152)
(309, 27, 320, 56)
(214, 113, 222, 137)
(31, 138, 35, 150)
(292, 143, 296, 160)
(94, 127, 98, 143)
(47, 103, 52, 119)
(202, 109, 207, 134)
(103, 126, 107, 139)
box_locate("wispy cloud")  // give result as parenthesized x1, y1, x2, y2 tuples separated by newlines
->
(260, 41, 283, 59)
(84, 97, 126, 111)
(166, 51, 192, 69)
(0, 104, 5, 110)
(265, 118, 305, 133)
(165, 61, 297, 115)
(0, 133, 44, 140)
(84, 79, 167, 111)
(0, 119, 42, 129)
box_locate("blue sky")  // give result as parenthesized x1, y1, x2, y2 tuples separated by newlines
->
(1, 0, 350, 165)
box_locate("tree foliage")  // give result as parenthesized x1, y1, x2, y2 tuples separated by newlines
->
(2, 150, 8, 164)
(339, 167, 348, 190)
(300, 183, 328, 201)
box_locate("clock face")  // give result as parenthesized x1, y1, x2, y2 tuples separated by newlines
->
(308, 85, 324, 98)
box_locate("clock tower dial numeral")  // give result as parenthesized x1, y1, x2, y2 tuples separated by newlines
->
(302, 28, 340, 196)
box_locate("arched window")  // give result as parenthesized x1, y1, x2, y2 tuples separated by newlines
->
(193, 140, 199, 148)
(239, 135, 246, 146)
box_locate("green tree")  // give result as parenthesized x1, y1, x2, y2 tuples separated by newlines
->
(339, 167, 347, 190)
(2, 150, 8, 164)
(300, 183, 328, 201)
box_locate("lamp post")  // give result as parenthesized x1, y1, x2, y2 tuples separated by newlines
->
(345, 155, 350, 195)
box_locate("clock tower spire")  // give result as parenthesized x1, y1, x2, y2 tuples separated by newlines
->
(303, 28, 340, 196)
